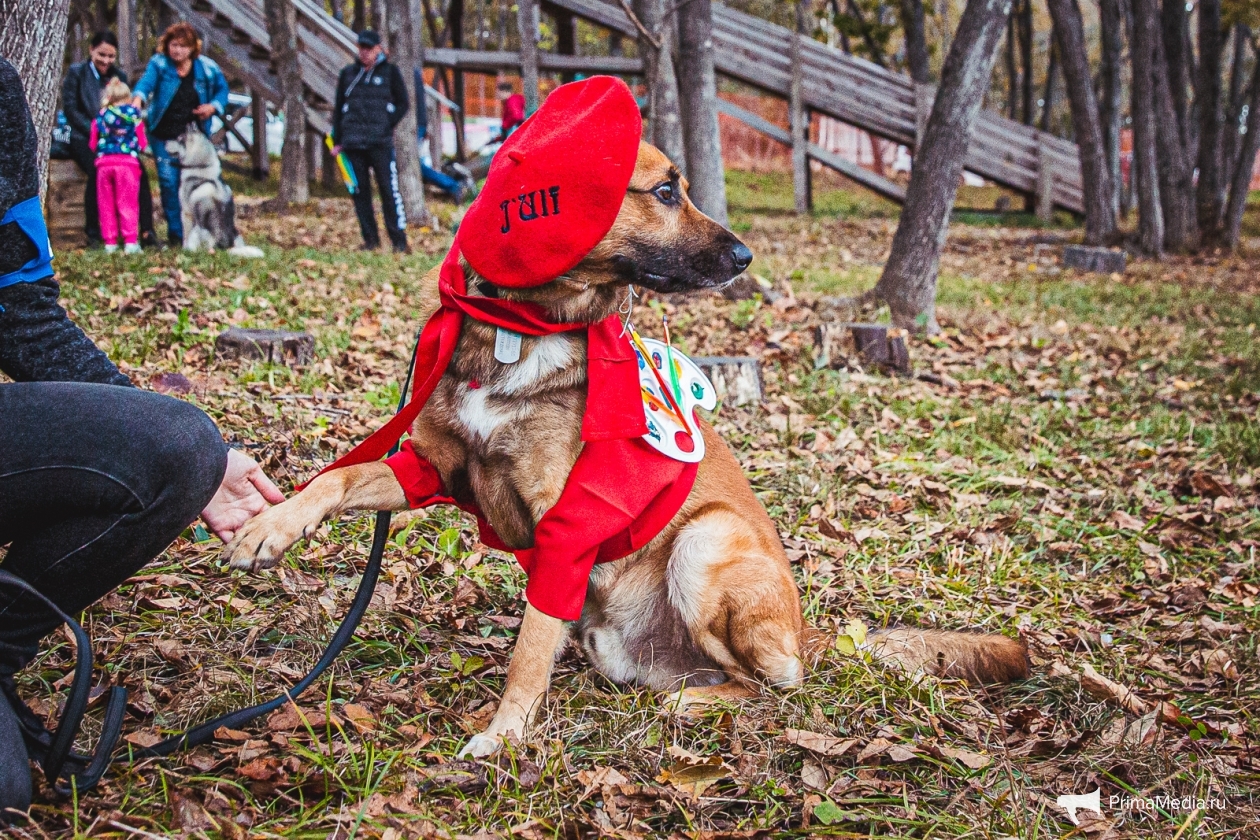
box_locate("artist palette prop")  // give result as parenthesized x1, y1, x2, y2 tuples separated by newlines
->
(632, 334, 717, 463)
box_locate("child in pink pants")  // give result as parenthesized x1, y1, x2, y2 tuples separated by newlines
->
(90, 78, 148, 254)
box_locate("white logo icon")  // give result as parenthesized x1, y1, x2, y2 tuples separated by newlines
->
(1056, 789, 1102, 825)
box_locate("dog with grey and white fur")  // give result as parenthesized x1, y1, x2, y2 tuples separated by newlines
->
(164, 126, 264, 258)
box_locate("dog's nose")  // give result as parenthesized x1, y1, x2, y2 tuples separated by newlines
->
(731, 242, 753, 272)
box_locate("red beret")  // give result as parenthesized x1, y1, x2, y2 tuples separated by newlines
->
(455, 76, 643, 288)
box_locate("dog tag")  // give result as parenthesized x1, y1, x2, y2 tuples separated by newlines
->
(494, 328, 522, 364)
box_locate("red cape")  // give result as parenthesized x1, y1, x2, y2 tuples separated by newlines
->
(312, 248, 697, 620)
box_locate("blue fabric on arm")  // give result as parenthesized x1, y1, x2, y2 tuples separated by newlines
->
(0, 198, 54, 289)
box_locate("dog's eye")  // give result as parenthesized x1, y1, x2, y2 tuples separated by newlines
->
(652, 181, 678, 205)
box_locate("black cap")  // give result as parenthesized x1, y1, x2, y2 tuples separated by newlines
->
(357, 29, 380, 47)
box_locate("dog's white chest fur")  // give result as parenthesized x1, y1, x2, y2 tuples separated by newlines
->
(454, 334, 578, 441)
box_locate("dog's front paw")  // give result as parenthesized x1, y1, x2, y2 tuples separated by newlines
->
(221, 502, 319, 572)
(457, 732, 504, 759)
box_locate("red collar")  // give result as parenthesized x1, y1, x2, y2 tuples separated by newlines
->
(309, 247, 646, 480)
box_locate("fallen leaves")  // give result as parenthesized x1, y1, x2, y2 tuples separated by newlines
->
(783, 729, 858, 757)
(656, 746, 732, 799)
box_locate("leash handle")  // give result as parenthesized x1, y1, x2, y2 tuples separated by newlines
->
(0, 570, 127, 794)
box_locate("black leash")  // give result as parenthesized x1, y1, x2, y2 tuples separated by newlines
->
(4, 337, 420, 794)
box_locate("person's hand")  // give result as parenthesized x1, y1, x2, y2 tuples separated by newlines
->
(192, 103, 217, 119)
(130, 95, 144, 109)
(331, 144, 342, 156)
(201, 449, 286, 543)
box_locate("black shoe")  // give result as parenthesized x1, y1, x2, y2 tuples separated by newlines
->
(140, 230, 160, 250)
(392, 244, 411, 255)
(85, 237, 104, 250)
(167, 233, 183, 247)
(0, 683, 32, 824)
(359, 242, 380, 252)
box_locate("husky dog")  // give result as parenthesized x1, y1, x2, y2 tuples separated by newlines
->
(164, 127, 264, 258)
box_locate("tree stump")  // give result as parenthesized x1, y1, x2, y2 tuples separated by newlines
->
(215, 328, 315, 366)
(692, 356, 762, 406)
(46, 158, 86, 249)
(851, 324, 910, 374)
(1061, 245, 1126, 274)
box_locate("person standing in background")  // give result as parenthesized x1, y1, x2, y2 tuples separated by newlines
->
(91, 78, 147, 254)
(60, 31, 157, 249)
(496, 80, 525, 139)
(331, 30, 410, 253)
(131, 24, 229, 246)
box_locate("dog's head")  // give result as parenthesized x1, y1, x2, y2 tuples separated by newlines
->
(164, 125, 216, 168)
(486, 142, 752, 321)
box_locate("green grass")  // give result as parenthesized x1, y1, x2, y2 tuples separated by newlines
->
(11, 170, 1260, 838)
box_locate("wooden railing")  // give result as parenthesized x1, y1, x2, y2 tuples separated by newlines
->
(544, 0, 1085, 214)
(170, 0, 1084, 213)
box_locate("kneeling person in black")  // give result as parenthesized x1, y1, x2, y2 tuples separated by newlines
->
(331, 30, 410, 253)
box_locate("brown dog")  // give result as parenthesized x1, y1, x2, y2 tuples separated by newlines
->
(223, 142, 1026, 758)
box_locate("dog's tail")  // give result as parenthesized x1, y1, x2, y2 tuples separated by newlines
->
(866, 629, 1029, 684)
(229, 241, 266, 259)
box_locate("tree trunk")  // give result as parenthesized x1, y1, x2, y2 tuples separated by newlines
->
(1223, 25, 1249, 189)
(1005, 10, 1018, 118)
(790, 0, 811, 214)
(1039, 40, 1057, 132)
(353, 0, 366, 32)
(450, 0, 467, 160)
(117, 0, 138, 78)
(1131, 0, 1164, 255)
(1161, 0, 1194, 154)
(517, 0, 540, 113)
(1196, 0, 1225, 243)
(385, 0, 430, 225)
(900, 0, 931, 83)
(1, 0, 72, 203)
(555, 6, 577, 84)
(1224, 51, 1260, 248)
(846, 0, 888, 69)
(677, 0, 728, 226)
(263, 0, 309, 205)
(1046, 0, 1115, 244)
(1098, 0, 1123, 220)
(1018, 0, 1033, 124)
(634, 0, 686, 171)
(872, 0, 1008, 333)
(1153, 12, 1199, 251)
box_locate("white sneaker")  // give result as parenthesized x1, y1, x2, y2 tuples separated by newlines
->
(103, 244, 119, 253)
(124, 243, 141, 254)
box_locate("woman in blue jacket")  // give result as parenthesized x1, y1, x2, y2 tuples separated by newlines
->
(131, 23, 229, 245)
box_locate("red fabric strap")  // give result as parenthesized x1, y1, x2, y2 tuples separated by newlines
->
(311, 246, 696, 620)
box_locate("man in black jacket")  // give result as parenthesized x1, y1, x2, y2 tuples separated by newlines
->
(60, 31, 156, 248)
(331, 30, 410, 253)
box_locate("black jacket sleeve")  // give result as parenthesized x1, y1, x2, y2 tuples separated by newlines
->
(0, 280, 132, 386)
(61, 63, 88, 137)
(1, 57, 131, 387)
(331, 67, 348, 144)
(388, 65, 409, 130)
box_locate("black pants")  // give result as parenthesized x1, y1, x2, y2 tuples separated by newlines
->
(68, 135, 156, 246)
(0, 382, 227, 673)
(344, 145, 408, 249)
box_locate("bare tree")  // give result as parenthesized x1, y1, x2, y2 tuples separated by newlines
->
(1098, 0, 1123, 219)
(899, 0, 931, 83)
(677, 0, 728, 226)
(264, 0, 309, 205)
(1131, 0, 1164, 255)
(1153, 12, 1199, 252)
(1, 0, 72, 200)
(1196, 0, 1226, 242)
(1046, 0, 1115, 243)
(1225, 35, 1260, 247)
(870, 0, 1009, 333)
(633, 0, 686, 170)
(385, 0, 431, 226)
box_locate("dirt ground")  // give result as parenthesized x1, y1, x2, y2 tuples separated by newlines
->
(8, 170, 1259, 838)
